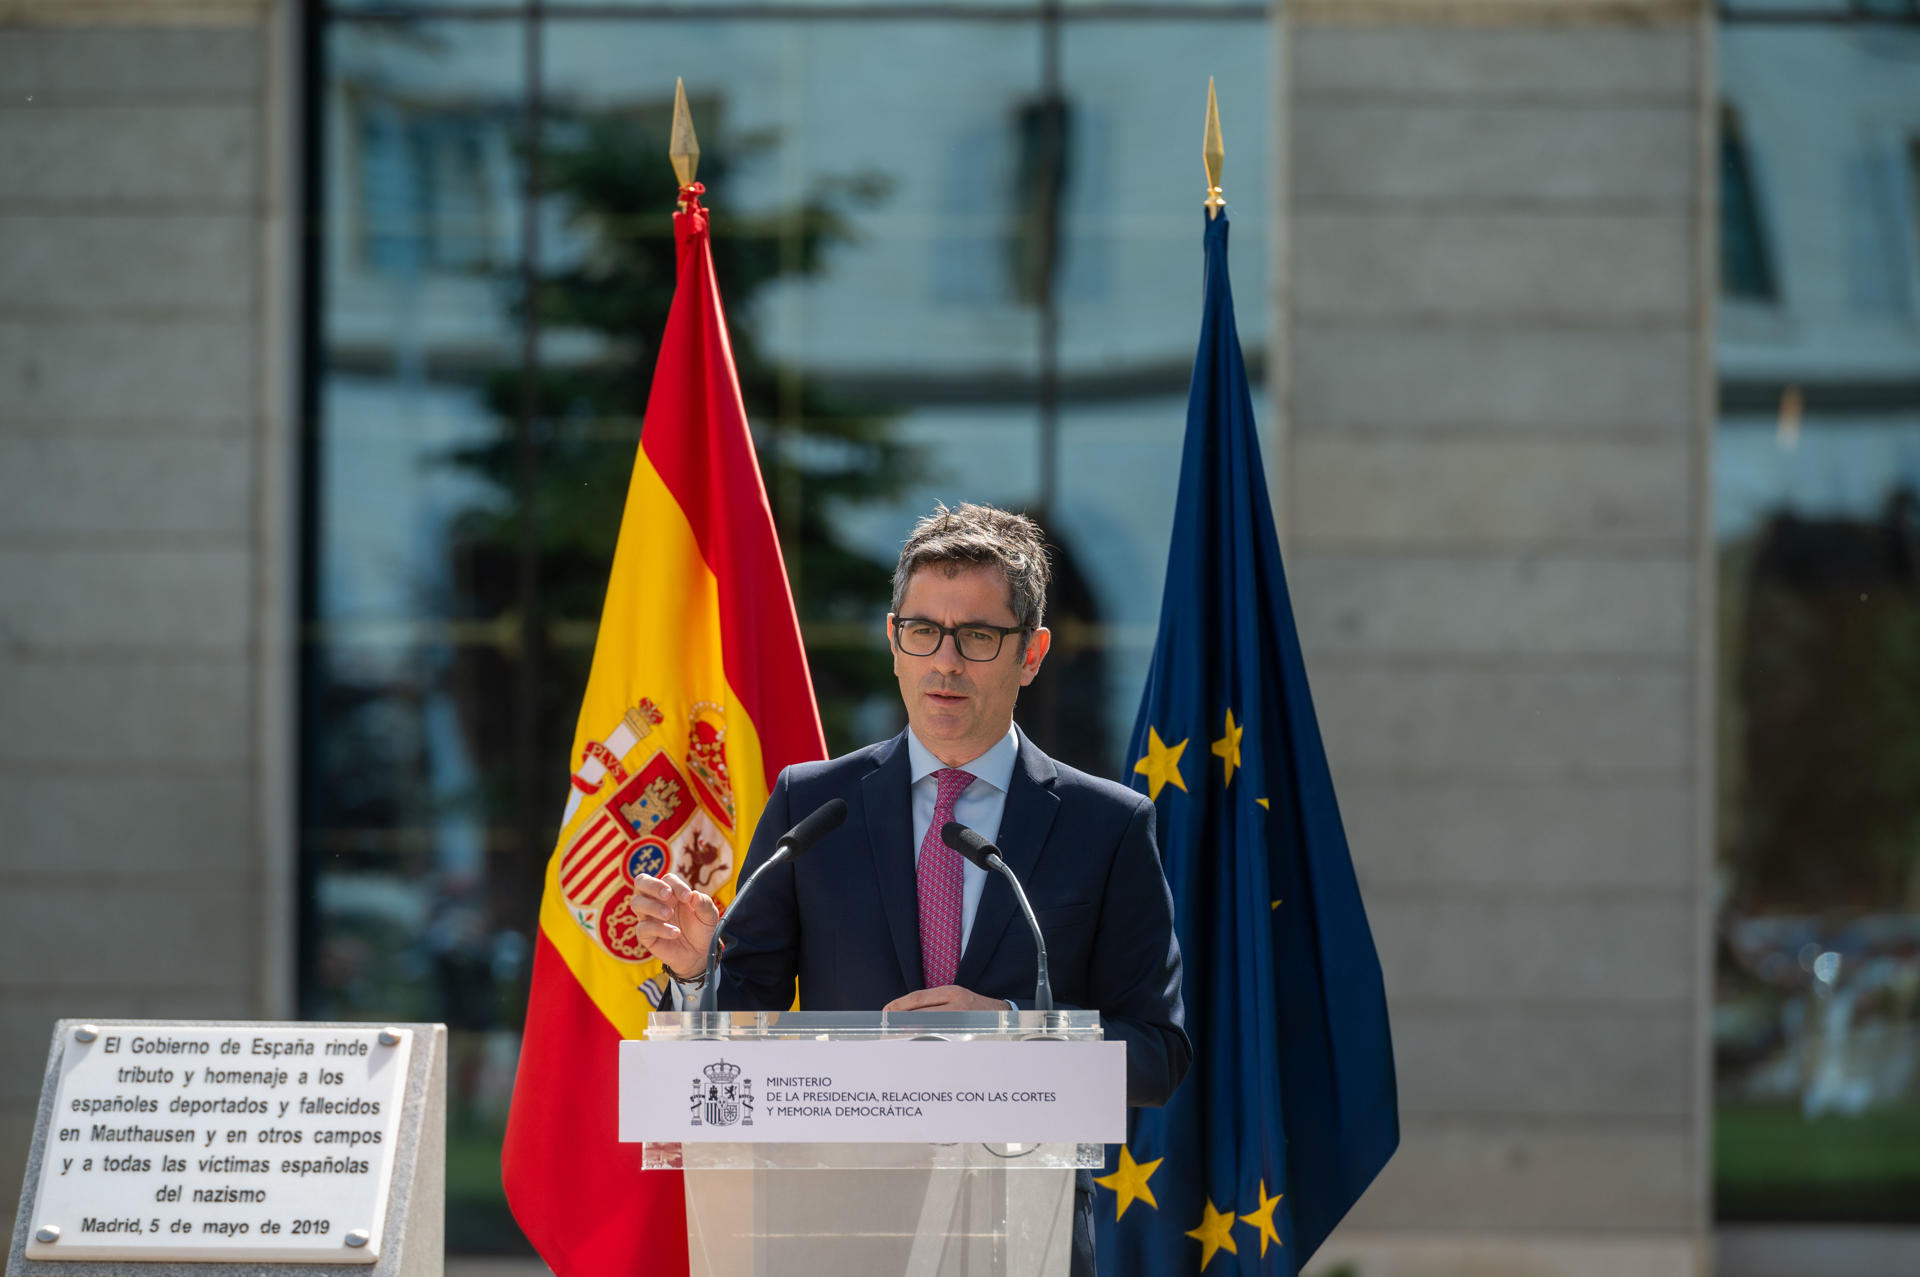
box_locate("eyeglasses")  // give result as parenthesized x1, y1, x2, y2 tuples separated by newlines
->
(891, 617, 1029, 662)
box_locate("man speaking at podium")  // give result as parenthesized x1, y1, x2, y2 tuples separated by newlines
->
(632, 501, 1189, 1275)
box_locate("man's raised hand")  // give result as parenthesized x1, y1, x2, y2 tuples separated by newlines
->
(631, 871, 721, 979)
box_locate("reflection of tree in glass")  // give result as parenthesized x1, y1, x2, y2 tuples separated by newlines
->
(445, 97, 916, 822)
(1715, 490, 1920, 1224)
(1724, 489, 1920, 914)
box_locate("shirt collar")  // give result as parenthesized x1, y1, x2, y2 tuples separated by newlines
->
(906, 723, 1019, 793)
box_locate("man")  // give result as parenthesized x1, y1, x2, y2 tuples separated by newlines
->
(633, 502, 1189, 1275)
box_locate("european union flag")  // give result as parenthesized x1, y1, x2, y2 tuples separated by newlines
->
(1096, 211, 1399, 1274)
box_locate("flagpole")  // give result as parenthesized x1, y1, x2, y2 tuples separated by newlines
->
(1203, 77, 1225, 218)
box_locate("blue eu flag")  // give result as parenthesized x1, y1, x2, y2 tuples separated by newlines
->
(1096, 211, 1399, 1274)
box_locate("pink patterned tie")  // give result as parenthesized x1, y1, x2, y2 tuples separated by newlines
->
(917, 767, 975, 988)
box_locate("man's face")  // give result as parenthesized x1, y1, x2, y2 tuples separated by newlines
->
(889, 564, 1050, 768)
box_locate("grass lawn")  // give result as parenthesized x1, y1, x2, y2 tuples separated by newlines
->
(1716, 1101, 1920, 1222)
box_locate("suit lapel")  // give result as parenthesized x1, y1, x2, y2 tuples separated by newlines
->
(862, 732, 922, 991)
(955, 728, 1059, 991)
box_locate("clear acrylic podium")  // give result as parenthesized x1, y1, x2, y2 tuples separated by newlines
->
(642, 1010, 1107, 1277)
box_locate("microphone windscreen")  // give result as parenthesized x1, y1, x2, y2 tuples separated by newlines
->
(783, 797, 849, 859)
(940, 820, 996, 871)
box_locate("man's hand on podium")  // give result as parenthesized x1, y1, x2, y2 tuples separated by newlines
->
(632, 871, 721, 981)
(883, 986, 1008, 1013)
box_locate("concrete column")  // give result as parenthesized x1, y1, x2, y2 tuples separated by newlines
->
(0, 0, 286, 1219)
(1282, 2, 1714, 1274)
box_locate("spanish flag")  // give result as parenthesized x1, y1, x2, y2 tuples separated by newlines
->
(501, 174, 827, 1277)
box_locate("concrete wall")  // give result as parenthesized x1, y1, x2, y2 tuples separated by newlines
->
(1284, 4, 1713, 1275)
(0, 0, 288, 1223)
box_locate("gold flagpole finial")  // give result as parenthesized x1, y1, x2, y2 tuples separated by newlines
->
(669, 77, 701, 189)
(1202, 77, 1225, 218)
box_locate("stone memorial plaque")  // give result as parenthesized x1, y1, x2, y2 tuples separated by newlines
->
(18, 1025, 413, 1265)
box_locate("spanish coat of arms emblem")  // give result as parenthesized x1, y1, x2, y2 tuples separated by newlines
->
(690, 1059, 752, 1128)
(557, 699, 737, 975)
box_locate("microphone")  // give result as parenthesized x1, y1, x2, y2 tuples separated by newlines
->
(941, 821, 1054, 1013)
(694, 798, 848, 1014)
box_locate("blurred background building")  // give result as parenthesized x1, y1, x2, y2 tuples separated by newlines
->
(2, 1, 1917, 1274)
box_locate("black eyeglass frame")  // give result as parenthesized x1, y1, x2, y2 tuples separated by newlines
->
(890, 616, 1032, 662)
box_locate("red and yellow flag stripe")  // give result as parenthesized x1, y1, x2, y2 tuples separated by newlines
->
(504, 187, 826, 1277)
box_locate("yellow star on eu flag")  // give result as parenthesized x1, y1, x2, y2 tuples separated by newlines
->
(1133, 727, 1188, 801)
(1210, 709, 1244, 787)
(1093, 1145, 1162, 1221)
(1186, 1198, 1239, 1270)
(1240, 1180, 1284, 1257)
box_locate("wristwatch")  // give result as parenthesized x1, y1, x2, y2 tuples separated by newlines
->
(663, 961, 708, 988)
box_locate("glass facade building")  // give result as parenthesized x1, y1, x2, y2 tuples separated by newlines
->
(308, 1, 1270, 1248)
(1713, 1, 1920, 1225)
(289, 0, 1920, 1256)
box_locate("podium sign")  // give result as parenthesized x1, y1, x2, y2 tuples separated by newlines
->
(620, 1038, 1124, 1145)
(632, 1012, 1115, 1277)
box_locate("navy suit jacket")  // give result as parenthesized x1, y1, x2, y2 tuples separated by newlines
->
(715, 727, 1191, 1109)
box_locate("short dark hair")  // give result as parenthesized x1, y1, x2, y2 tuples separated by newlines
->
(890, 502, 1052, 633)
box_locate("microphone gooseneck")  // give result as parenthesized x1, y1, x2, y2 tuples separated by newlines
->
(941, 821, 1054, 1013)
(694, 797, 848, 1013)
